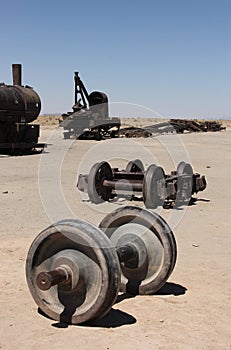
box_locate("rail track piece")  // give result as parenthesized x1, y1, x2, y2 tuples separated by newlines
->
(99, 206, 177, 295)
(125, 159, 144, 173)
(142, 164, 166, 209)
(88, 161, 113, 203)
(26, 219, 121, 325)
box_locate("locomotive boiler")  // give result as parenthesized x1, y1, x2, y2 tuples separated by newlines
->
(0, 64, 44, 153)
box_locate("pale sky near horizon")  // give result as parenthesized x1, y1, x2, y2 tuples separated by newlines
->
(0, 0, 230, 119)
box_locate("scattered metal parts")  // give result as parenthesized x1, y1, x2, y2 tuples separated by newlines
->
(169, 119, 226, 133)
(119, 127, 152, 138)
(77, 159, 207, 208)
(0, 64, 45, 154)
(103, 119, 226, 139)
(26, 206, 177, 324)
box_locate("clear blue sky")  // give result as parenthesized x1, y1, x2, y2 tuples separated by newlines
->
(0, 0, 230, 118)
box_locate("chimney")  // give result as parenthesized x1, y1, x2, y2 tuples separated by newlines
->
(12, 64, 22, 86)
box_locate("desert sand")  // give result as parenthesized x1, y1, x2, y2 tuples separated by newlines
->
(0, 119, 230, 350)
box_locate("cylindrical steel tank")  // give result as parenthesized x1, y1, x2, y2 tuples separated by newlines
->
(0, 64, 41, 123)
(0, 85, 41, 123)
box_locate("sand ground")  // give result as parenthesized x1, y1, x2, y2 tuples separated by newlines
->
(0, 120, 230, 350)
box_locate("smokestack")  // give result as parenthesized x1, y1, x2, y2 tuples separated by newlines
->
(12, 64, 22, 86)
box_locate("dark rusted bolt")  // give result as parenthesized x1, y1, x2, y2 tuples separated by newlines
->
(36, 266, 70, 291)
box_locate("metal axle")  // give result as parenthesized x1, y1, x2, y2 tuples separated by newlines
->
(36, 266, 70, 291)
(103, 179, 143, 191)
(116, 243, 138, 262)
(36, 244, 139, 291)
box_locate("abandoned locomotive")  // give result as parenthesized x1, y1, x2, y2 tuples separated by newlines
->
(0, 64, 44, 153)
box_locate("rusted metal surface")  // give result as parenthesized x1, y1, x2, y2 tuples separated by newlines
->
(0, 64, 45, 154)
(77, 159, 207, 208)
(60, 71, 120, 140)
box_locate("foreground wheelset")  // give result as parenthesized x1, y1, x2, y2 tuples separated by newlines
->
(26, 206, 177, 324)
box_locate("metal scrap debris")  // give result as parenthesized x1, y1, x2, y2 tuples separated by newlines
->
(119, 127, 152, 138)
(169, 119, 226, 133)
(119, 119, 226, 138)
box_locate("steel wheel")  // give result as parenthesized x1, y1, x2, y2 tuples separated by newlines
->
(143, 164, 166, 208)
(26, 219, 120, 324)
(125, 159, 144, 173)
(99, 206, 177, 295)
(176, 161, 193, 203)
(88, 161, 113, 203)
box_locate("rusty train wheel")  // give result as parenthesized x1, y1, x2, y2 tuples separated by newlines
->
(125, 159, 144, 173)
(88, 161, 113, 203)
(177, 161, 193, 177)
(142, 164, 166, 209)
(176, 161, 193, 203)
(99, 206, 177, 295)
(26, 219, 120, 324)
